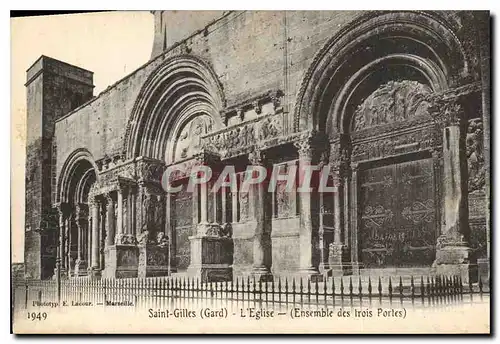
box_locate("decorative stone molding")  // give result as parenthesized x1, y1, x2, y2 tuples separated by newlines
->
(124, 54, 226, 160)
(222, 89, 284, 122)
(292, 11, 472, 133)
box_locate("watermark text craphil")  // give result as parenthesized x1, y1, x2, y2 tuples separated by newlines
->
(161, 164, 339, 194)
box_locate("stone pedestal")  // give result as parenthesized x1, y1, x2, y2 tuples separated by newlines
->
(74, 259, 87, 276)
(138, 245, 170, 278)
(478, 258, 490, 288)
(187, 227, 233, 282)
(251, 267, 274, 282)
(103, 245, 138, 278)
(298, 269, 324, 283)
(90, 267, 102, 278)
(434, 236, 472, 283)
(327, 243, 345, 277)
(52, 267, 68, 280)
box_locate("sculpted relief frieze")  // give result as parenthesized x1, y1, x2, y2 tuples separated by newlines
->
(351, 126, 438, 162)
(202, 112, 286, 159)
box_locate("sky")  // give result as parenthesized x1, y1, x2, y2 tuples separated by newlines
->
(11, 11, 154, 262)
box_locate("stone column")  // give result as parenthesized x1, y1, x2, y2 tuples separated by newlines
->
(231, 188, 238, 223)
(328, 166, 344, 276)
(105, 193, 115, 246)
(55, 203, 68, 278)
(433, 100, 471, 281)
(90, 198, 101, 277)
(99, 201, 106, 272)
(65, 214, 72, 275)
(130, 189, 136, 236)
(294, 140, 322, 281)
(116, 188, 123, 243)
(478, 13, 490, 285)
(350, 163, 360, 274)
(87, 214, 92, 270)
(221, 184, 227, 224)
(248, 149, 273, 282)
(165, 191, 174, 273)
(74, 204, 88, 276)
(199, 180, 208, 224)
(317, 153, 329, 273)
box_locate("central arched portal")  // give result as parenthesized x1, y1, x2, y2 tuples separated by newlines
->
(292, 11, 475, 275)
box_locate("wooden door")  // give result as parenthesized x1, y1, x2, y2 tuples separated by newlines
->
(359, 158, 436, 267)
(170, 186, 194, 271)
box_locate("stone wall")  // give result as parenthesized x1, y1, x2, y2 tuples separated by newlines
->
(54, 11, 367, 178)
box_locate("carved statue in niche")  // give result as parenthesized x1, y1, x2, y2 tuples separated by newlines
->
(142, 193, 154, 232)
(276, 181, 290, 217)
(353, 80, 432, 131)
(239, 191, 249, 221)
(156, 232, 168, 247)
(467, 118, 485, 192)
(174, 115, 214, 161)
(153, 195, 164, 232)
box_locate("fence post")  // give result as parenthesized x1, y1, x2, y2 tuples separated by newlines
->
(349, 277, 353, 306)
(420, 276, 425, 304)
(56, 247, 61, 306)
(331, 277, 336, 307)
(378, 277, 382, 304)
(368, 277, 372, 306)
(358, 277, 362, 304)
(388, 277, 393, 304)
(285, 278, 289, 307)
(399, 276, 403, 304)
(479, 276, 483, 300)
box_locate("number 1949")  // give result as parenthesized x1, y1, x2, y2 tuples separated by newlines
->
(27, 312, 47, 321)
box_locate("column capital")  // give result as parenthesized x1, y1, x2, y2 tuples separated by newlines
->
(89, 195, 104, 208)
(293, 130, 326, 159)
(350, 162, 360, 172)
(430, 97, 465, 127)
(294, 139, 313, 158)
(75, 203, 89, 221)
(104, 191, 114, 204)
(54, 202, 71, 217)
(248, 148, 266, 166)
(330, 143, 350, 176)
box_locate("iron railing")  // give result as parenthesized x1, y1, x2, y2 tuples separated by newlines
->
(12, 274, 488, 313)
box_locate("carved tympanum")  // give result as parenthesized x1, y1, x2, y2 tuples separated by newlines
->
(174, 115, 214, 161)
(353, 80, 432, 131)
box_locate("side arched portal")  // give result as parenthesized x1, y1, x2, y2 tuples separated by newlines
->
(57, 149, 99, 277)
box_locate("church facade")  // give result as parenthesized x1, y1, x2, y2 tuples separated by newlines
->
(24, 11, 490, 283)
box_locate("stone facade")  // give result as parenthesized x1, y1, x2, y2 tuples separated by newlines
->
(24, 11, 490, 283)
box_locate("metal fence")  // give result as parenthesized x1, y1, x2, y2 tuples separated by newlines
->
(13, 274, 488, 313)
